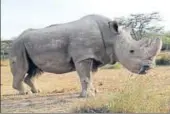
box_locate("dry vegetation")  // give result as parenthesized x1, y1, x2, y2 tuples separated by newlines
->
(1, 55, 170, 113)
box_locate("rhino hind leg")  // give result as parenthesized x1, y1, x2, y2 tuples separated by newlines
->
(24, 50, 43, 93)
(12, 72, 32, 95)
(75, 59, 97, 98)
(10, 45, 43, 95)
(10, 59, 32, 95)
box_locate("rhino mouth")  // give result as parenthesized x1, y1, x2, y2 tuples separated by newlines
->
(138, 65, 150, 74)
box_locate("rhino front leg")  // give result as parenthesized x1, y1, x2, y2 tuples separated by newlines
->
(75, 59, 97, 97)
(24, 75, 41, 93)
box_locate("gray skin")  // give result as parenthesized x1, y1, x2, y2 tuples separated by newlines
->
(9, 15, 162, 97)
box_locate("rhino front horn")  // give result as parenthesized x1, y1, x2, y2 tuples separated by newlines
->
(147, 38, 162, 57)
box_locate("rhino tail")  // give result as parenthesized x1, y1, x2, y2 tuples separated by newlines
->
(25, 47, 43, 78)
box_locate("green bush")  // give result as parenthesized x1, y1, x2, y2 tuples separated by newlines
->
(161, 36, 170, 50)
(101, 63, 122, 69)
(156, 52, 170, 65)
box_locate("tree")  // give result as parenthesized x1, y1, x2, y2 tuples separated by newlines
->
(116, 12, 164, 40)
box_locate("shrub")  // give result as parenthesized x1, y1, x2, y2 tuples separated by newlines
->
(156, 52, 170, 65)
(101, 63, 122, 69)
(72, 94, 111, 113)
(161, 36, 170, 51)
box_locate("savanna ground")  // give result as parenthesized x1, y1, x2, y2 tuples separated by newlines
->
(1, 53, 170, 113)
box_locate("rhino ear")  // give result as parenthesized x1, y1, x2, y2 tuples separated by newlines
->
(108, 21, 119, 33)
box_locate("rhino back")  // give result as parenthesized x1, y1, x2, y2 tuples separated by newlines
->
(16, 15, 113, 73)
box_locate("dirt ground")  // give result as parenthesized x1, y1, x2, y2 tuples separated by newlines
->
(1, 61, 170, 113)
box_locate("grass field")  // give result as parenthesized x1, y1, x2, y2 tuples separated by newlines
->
(1, 59, 170, 113)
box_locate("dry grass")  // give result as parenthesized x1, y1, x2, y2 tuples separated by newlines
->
(73, 75, 170, 113)
(108, 77, 170, 113)
(1, 59, 170, 113)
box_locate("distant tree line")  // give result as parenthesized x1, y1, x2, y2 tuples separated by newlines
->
(1, 40, 12, 59)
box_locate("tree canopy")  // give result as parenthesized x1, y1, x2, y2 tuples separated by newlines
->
(116, 12, 164, 40)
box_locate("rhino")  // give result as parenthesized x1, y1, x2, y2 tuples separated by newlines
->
(9, 14, 162, 97)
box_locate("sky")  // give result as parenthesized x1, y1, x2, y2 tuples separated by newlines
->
(1, 0, 170, 40)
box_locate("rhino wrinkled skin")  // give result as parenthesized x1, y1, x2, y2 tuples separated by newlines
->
(9, 15, 162, 97)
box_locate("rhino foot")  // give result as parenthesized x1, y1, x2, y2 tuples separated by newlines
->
(79, 88, 97, 98)
(31, 88, 41, 93)
(18, 90, 32, 95)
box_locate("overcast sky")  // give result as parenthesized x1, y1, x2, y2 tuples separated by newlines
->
(1, 0, 170, 40)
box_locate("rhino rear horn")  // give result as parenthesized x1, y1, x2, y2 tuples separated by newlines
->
(108, 21, 119, 33)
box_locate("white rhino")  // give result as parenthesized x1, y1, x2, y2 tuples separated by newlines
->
(9, 15, 162, 97)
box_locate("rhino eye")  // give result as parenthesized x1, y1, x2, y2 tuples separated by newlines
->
(130, 50, 134, 54)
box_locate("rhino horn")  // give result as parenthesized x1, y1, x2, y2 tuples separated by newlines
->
(139, 38, 162, 58)
(147, 38, 162, 57)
